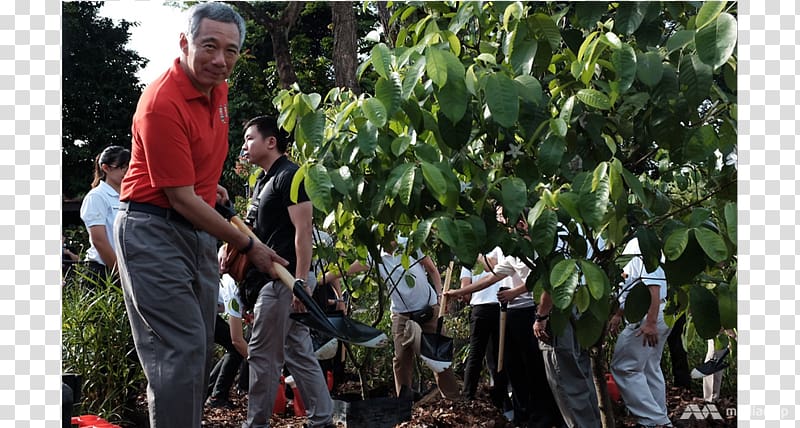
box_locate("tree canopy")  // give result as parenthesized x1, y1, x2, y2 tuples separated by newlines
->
(62, 2, 147, 199)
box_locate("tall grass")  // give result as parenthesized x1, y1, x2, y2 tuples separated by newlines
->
(62, 265, 144, 424)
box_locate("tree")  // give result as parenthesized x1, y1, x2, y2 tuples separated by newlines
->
(274, 2, 737, 425)
(331, 2, 360, 93)
(62, 2, 147, 199)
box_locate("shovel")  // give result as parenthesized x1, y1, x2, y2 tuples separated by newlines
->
(218, 203, 388, 348)
(496, 286, 509, 372)
(419, 261, 455, 373)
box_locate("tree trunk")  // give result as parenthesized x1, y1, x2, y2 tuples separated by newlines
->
(231, 1, 304, 89)
(330, 1, 360, 93)
(590, 344, 616, 428)
(376, 2, 395, 48)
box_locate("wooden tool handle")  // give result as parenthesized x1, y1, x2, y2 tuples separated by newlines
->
(498, 311, 507, 372)
(438, 261, 454, 318)
(230, 215, 296, 289)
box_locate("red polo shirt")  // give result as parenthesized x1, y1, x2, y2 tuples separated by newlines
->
(120, 58, 230, 208)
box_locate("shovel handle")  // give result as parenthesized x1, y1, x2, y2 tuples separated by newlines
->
(438, 261, 454, 318)
(497, 286, 509, 372)
(230, 215, 297, 290)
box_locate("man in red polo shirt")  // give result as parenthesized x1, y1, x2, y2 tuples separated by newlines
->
(113, 3, 286, 427)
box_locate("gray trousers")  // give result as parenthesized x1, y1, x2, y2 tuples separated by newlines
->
(244, 277, 333, 428)
(611, 310, 672, 426)
(539, 320, 601, 428)
(114, 210, 218, 428)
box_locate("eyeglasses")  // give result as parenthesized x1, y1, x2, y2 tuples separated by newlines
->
(108, 164, 128, 170)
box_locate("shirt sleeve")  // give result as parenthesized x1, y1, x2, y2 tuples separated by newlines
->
(79, 191, 109, 228)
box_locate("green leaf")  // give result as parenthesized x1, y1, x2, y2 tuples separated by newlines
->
(375, 73, 402, 116)
(357, 120, 378, 154)
(635, 227, 662, 273)
(620, 165, 646, 204)
(623, 282, 650, 323)
(538, 135, 566, 176)
(305, 163, 334, 211)
(425, 48, 449, 88)
(689, 285, 721, 340)
(579, 260, 609, 300)
(296, 111, 325, 156)
(421, 161, 448, 203)
(693, 227, 729, 262)
(679, 54, 713, 108)
(687, 208, 712, 228)
(611, 43, 637, 93)
(615, 2, 647, 35)
(636, 51, 663, 87)
(510, 39, 538, 75)
(329, 165, 354, 196)
(290, 163, 308, 204)
(371, 43, 393, 79)
(402, 59, 426, 100)
(500, 178, 527, 224)
(486, 73, 519, 128)
(436, 111, 471, 150)
(576, 88, 612, 110)
(363, 98, 387, 127)
(717, 283, 736, 330)
(575, 311, 604, 348)
(666, 30, 695, 53)
(530, 208, 558, 257)
(663, 227, 689, 261)
(529, 13, 562, 50)
(579, 163, 610, 228)
(685, 125, 718, 162)
(437, 78, 468, 124)
(695, 12, 738, 69)
(574, 286, 590, 313)
(551, 259, 577, 287)
(552, 266, 579, 310)
(502, 1, 524, 30)
(550, 118, 567, 137)
(514, 75, 543, 106)
(390, 135, 412, 157)
(695, 1, 726, 30)
(724, 202, 737, 244)
(386, 163, 415, 205)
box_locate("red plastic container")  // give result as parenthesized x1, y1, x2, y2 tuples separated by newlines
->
(326, 370, 334, 392)
(273, 376, 287, 415)
(605, 373, 621, 402)
(75, 415, 106, 426)
(291, 384, 306, 416)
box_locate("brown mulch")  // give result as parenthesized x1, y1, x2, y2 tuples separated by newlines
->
(126, 380, 737, 427)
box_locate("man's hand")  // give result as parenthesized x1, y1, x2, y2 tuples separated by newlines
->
(216, 184, 230, 205)
(291, 282, 311, 313)
(247, 241, 289, 278)
(533, 319, 550, 343)
(608, 313, 623, 337)
(635, 320, 659, 347)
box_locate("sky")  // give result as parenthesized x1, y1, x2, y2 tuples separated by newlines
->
(97, 1, 187, 85)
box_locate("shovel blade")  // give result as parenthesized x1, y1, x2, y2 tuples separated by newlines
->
(290, 312, 388, 348)
(420, 332, 453, 372)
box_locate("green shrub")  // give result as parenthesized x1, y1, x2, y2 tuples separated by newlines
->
(62, 266, 144, 424)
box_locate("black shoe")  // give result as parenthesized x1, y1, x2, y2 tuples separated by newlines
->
(206, 396, 235, 409)
(691, 348, 730, 378)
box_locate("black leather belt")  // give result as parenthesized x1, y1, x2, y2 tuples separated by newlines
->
(119, 201, 195, 229)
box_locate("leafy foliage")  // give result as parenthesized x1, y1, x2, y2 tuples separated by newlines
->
(276, 1, 737, 352)
(62, 2, 148, 198)
(62, 272, 144, 423)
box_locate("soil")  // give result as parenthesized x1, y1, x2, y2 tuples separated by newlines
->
(129, 379, 737, 427)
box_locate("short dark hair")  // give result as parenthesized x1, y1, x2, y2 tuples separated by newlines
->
(243, 116, 289, 153)
(186, 2, 246, 48)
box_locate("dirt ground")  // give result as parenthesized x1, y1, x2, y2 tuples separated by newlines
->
(189, 381, 737, 428)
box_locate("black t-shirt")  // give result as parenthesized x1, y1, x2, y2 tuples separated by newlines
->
(248, 155, 310, 275)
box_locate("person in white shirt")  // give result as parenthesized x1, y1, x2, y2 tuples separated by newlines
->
(608, 237, 672, 428)
(458, 247, 512, 409)
(79, 145, 129, 285)
(324, 238, 460, 400)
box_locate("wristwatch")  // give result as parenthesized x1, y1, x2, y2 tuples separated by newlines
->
(534, 313, 550, 322)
